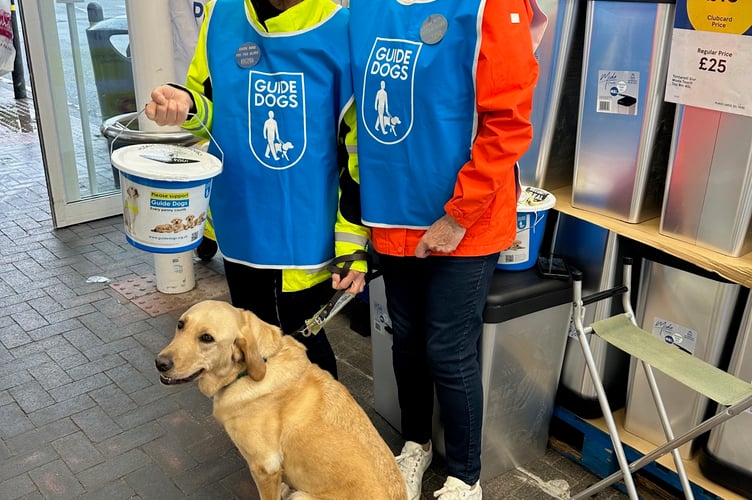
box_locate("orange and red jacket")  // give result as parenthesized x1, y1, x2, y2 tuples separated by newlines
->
(360, 0, 540, 257)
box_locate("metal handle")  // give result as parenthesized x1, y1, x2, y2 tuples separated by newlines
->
(104, 109, 225, 167)
(102, 111, 199, 144)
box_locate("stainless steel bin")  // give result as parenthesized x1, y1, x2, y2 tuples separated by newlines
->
(370, 275, 401, 432)
(699, 292, 752, 499)
(518, 0, 584, 190)
(624, 257, 742, 459)
(659, 106, 752, 257)
(552, 215, 630, 418)
(572, 0, 676, 223)
(370, 270, 572, 481)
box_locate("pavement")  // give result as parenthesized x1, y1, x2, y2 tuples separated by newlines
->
(0, 75, 641, 499)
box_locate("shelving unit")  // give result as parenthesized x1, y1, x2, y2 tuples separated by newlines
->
(549, 407, 744, 500)
(550, 185, 752, 288)
(548, 184, 751, 499)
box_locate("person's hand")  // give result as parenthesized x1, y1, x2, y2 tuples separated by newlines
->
(415, 214, 466, 258)
(144, 85, 193, 126)
(332, 270, 366, 294)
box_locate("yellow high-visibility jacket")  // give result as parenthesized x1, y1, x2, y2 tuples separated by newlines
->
(177, 0, 368, 292)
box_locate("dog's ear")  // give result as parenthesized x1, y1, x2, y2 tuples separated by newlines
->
(235, 335, 267, 382)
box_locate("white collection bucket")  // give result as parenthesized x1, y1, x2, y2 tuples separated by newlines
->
(111, 143, 222, 253)
(497, 186, 557, 271)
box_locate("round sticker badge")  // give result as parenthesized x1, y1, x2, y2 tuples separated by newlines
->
(420, 14, 448, 45)
(235, 42, 261, 68)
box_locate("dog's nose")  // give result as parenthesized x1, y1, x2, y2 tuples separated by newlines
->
(155, 355, 173, 373)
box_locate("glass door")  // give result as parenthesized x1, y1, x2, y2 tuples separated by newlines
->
(18, 0, 130, 227)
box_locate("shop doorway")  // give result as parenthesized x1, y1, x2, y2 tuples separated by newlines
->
(17, 0, 129, 227)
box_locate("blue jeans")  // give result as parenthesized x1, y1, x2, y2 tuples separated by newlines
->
(379, 252, 499, 485)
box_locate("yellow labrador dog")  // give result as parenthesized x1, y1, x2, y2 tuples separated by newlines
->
(155, 300, 406, 500)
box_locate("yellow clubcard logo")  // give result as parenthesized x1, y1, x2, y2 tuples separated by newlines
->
(686, 0, 752, 34)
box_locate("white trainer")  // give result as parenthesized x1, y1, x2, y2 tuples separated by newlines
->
(433, 476, 482, 499)
(396, 441, 433, 500)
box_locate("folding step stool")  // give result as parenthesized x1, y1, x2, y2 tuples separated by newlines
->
(570, 257, 752, 499)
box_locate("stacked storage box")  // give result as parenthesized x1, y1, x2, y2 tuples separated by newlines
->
(699, 294, 752, 498)
(517, 0, 584, 190)
(625, 256, 744, 459)
(572, 0, 676, 223)
(660, 106, 752, 257)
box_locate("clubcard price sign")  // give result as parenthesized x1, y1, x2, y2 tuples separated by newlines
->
(664, 0, 752, 117)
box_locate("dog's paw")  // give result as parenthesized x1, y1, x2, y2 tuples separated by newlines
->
(280, 483, 292, 499)
(287, 492, 312, 500)
(280, 483, 311, 500)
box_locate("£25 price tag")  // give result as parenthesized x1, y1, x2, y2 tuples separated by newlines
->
(664, 0, 752, 117)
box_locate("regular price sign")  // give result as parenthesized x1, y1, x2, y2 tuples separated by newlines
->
(665, 0, 752, 117)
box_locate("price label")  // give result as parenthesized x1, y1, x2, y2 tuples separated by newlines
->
(664, 0, 752, 117)
(698, 56, 727, 73)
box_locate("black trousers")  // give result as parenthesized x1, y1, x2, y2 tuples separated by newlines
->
(223, 259, 338, 379)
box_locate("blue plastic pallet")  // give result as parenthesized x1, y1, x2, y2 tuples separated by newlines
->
(548, 406, 723, 500)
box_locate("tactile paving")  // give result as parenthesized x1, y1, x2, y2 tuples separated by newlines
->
(110, 264, 229, 317)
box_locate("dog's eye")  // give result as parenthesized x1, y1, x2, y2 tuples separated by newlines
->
(177, 320, 185, 330)
(199, 333, 214, 343)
